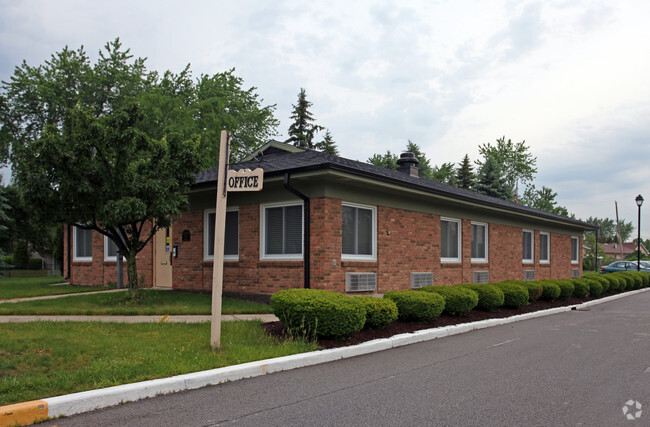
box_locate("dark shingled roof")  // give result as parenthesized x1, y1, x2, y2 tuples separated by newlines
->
(194, 141, 595, 230)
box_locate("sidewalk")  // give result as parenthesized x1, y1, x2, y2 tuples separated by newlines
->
(0, 289, 278, 323)
(0, 313, 278, 323)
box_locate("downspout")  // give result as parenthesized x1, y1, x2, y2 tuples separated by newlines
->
(283, 173, 310, 289)
(65, 224, 71, 280)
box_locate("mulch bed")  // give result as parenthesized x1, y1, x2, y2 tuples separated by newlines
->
(262, 293, 613, 350)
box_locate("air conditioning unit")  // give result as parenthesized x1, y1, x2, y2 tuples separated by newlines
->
(473, 271, 489, 284)
(524, 270, 536, 281)
(572, 269, 581, 278)
(411, 272, 433, 289)
(346, 272, 377, 292)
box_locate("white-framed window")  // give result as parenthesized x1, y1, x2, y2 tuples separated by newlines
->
(204, 208, 239, 261)
(539, 232, 550, 263)
(73, 226, 93, 261)
(522, 229, 534, 263)
(571, 236, 579, 264)
(471, 222, 488, 263)
(341, 202, 376, 261)
(441, 218, 461, 263)
(261, 202, 303, 260)
(104, 237, 123, 261)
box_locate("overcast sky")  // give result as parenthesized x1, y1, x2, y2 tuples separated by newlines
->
(2, 0, 649, 237)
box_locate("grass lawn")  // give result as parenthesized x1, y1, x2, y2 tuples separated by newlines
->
(0, 289, 273, 315)
(0, 276, 112, 300)
(0, 321, 317, 406)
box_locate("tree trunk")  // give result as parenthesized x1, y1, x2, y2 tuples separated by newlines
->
(126, 251, 139, 298)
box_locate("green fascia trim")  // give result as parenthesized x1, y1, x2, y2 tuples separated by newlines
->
(188, 169, 589, 235)
(270, 170, 590, 235)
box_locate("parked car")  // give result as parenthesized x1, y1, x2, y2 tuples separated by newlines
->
(601, 260, 650, 273)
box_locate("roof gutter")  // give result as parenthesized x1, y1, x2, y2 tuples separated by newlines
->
(283, 173, 310, 289)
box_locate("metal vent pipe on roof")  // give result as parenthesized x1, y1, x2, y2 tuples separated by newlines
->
(397, 152, 420, 177)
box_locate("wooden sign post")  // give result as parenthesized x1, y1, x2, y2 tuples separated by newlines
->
(211, 131, 263, 349)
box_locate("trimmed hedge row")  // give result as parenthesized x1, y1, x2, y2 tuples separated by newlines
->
(270, 271, 649, 339)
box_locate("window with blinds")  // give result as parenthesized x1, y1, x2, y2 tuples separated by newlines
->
(205, 209, 240, 260)
(522, 230, 534, 263)
(262, 204, 303, 259)
(471, 222, 488, 262)
(342, 204, 375, 260)
(441, 218, 461, 262)
(571, 236, 579, 263)
(539, 232, 550, 263)
(73, 227, 93, 261)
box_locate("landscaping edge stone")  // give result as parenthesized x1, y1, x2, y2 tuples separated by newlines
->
(1, 287, 648, 427)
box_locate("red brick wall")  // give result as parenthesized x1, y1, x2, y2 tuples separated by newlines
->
(65, 225, 154, 287)
(66, 197, 583, 294)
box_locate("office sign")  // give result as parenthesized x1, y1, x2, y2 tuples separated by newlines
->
(226, 168, 263, 192)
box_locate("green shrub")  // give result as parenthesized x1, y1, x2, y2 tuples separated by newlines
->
(584, 278, 603, 297)
(612, 273, 632, 291)
(493, 283, 529, 309)
(592, 275, 610, 293)
(270, 289, 366, 338)
(420, 286, 479, 316)
(357, 296, 398, 329)
(619, 272, 642, 290)
(538, 281, 561, 301)
(627, 272, 649, 289)
(571, 279, 591, 298)
(600, 274, 621, 292)
(554, 280, 575, 300)
(384, 290, 445, 322)
(502, 280, 542, 302)
(457, 283, 505, 312)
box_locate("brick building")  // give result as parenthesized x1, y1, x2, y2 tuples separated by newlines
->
(64, 141, 596, 296)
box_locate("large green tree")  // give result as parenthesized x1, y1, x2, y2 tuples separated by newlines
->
(476, 136, 537, 198)
(474, 155, 512, 200)
(368, 150, 398, 169)
(431, 162, 457, 186)
(1, 39, 277, 295)
(520, 185, 569, 216)
(286, 88, 324, 149)
(584, 216, 634, 243)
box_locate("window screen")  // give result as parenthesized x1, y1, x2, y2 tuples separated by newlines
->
(342, 205, 373, 256)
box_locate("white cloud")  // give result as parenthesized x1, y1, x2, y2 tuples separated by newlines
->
(2, 0, 650, 235)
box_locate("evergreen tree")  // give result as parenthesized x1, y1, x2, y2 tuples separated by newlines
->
(286, 88, 324, 149)
(456, 154, 475, 190)
(474, 156, 512, 200)
(316, 129, 339, 155)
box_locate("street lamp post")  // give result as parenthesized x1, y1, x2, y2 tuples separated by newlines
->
(594, 222, 599, 273)
(636, 195, 644, 271)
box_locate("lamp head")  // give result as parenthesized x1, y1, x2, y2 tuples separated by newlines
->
(636, 194, 644, 207)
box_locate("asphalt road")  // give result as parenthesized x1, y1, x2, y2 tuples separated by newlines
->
(44, 291, 650, 426)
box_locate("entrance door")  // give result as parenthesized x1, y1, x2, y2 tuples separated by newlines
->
(154, 226, 173, 288)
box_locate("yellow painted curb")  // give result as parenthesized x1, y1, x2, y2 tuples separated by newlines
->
(0, 400, 48, 426)
(157, 315, 170, 323)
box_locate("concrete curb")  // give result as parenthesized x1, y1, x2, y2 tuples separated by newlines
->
(2, 287, 648, 426)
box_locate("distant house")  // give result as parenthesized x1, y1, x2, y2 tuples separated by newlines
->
(601, 242, 649, 260)
(63, 142, 596, 296)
